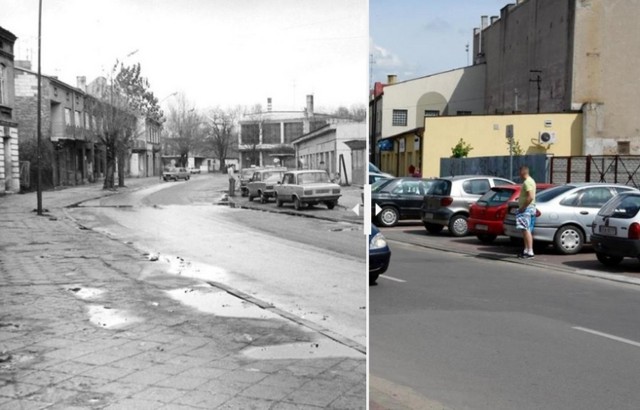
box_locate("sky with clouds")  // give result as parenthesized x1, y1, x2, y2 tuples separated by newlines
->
(1, 0, 368, 112)
(370, 0, 510, 84)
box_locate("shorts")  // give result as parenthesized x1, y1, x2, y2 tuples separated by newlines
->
(515, 207, 536, 232)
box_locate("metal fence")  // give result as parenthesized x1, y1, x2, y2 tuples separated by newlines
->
(549, 156, 640, 188)
(440, 154, 549, 182)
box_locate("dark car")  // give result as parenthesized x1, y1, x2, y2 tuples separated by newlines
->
(468, 183, 553, 243)
(372, 178, 434, 227)
(369, 224, 391, 284)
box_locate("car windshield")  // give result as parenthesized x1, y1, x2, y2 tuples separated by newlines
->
(372, 178, 395, 193)
(427, 179, 452, 196)
(477, 188, 515, 206)
(263, 171, 283, 180)
(298, 172, 330, 184)
(536, 185, 575, 203)
(241, 169, 255, 178)
(369, 162, 382, 173)
(598, 194, 640, 218)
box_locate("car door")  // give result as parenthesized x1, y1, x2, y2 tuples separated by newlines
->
(281, 173, 294, 199)
(390, 180, 424, 218)
(461, 178, 491, 206)
(566, 187, 615, 237)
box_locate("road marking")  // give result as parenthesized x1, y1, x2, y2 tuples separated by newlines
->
(572, 326, 640, 348)
(379, 275, 406, 283)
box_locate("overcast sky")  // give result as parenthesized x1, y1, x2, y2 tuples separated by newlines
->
(370, 0, 510, 84)
(1, 0, 368, 112)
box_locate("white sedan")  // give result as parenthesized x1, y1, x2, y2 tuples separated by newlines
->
(591, 191, 640, 266)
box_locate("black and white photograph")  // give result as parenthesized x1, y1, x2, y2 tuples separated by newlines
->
(0, 0, 367, 408)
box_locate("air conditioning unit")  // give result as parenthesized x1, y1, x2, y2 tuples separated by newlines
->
(538, 131, 557, 145)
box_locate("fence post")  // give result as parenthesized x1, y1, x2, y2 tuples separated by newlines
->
(614, 156, 619, 184)
(586, 155, 591, 183)
(566, 156, 572, 184)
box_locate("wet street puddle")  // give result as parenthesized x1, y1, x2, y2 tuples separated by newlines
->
(166, 287, 283, 320)
(242, 338, 364, 360)
(87, 305, 142, 329)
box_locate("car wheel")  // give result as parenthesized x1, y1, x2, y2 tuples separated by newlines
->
(248, 193, 254, 201)
(448, 214, 469, 237)
(377, 206, 399, 227)
(554, 225, 584, 255)
(275, 194, 283, 208)
(596, 253, 623, 267)
(260, 194, 267, 204)
(369, 273, 379, 285)
(293, 196, 303, 211)
(423, 223, 444, 234)
(186, 176, 190, 180)
(326, 201, 336, 210)
(477, 234, 498, 244)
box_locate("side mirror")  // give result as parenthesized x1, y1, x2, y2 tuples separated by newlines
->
(277, 181, 282, 185)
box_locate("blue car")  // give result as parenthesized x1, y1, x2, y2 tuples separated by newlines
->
(369, 224, 391, 284)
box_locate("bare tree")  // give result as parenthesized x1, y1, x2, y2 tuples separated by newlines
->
(89, 62, 162, 189)
(164, 94, 204, 167)
(205, 107, 240, 172)
(331, 104, 366, 121)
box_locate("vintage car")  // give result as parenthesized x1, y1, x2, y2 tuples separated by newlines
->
(162, 167, 190, 181)
(274, 170, 341, 210)
(247, 168, 287, 203)
(238, 167, 263, 197)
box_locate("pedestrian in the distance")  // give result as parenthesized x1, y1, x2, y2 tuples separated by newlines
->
(516, 165, 537, 259)
(408, 164, 416, 176)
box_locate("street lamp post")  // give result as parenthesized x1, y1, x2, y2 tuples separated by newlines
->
(36, 0, 43, 215)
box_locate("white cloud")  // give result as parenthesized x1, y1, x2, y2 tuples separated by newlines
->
(369, 39, 403, 69)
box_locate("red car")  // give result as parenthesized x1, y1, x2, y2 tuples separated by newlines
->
(468, 184, 553, 243)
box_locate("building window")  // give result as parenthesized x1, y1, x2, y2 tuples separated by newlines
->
(284, 122, 303, 143)
(424, 110, 440, 117)
(618, 141, 631, 155)
(75, 111, 81, 128)
(84, 113, 90, 129)
(457, 111, 472, 116)
(92, 115, 97, 130)
(392, 109, 408, 126)
(0, 64, 6, 105)
(263, 123, 281, 144)
(65, 108, 72, 126)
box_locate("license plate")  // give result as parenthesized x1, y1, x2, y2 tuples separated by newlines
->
(476, 224, 488, 231)
(599, 226, 617, 236)
(424, 213, 434, 220)
(510, 207, 518, 215)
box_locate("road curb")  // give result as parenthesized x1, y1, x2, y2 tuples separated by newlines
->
(228, 198, 363, 225)
(387, 237, 640, 287)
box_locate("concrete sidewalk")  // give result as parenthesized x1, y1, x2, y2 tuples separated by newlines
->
(0, 180, 365, 409)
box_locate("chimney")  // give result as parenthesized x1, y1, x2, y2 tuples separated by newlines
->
(306, 94, 314, 117)
(267, 97, 272, 111)
(490, 15, 499, 25)
(76, 76, 86, 92)
(15, 60, 32, 70)
(387, 74, 397, 85)
(516, 0, 525, 4)
(481, 15, 489, 30)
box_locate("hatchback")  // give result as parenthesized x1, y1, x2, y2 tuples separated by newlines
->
(591, 192, 640, 266)
(422, 175, 515, 236)
(503, 183, 638, 254)
(372, 177, 434, 227)
(468, 184, 553, 243)
(369, 224, 391, 284)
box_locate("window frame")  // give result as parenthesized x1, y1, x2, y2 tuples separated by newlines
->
(392, 109, 408, 127)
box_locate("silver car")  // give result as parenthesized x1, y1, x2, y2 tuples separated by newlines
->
(503, 183, 638, 254)
(422, 175, 515, 236)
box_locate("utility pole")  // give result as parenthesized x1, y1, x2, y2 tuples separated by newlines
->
(506, 124, 514, 180)
(529, 70, 542, 114)
(36, 0, 43, 215)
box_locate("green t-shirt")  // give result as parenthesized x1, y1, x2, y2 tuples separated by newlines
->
(519, 176, 536, 209)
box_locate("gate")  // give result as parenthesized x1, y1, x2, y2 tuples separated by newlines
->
(550, 156, 640, 188)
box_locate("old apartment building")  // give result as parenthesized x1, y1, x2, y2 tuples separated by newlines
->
(0, 26, 19, 193)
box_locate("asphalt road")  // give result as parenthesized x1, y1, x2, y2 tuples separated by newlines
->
(370, 240, 640, 410)
(67, 174, 366, 346)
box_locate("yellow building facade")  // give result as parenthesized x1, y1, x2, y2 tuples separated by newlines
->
(418, 113, 583, 177)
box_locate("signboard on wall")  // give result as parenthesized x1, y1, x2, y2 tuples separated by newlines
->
(399, 138, 405, 153)
(414, 137, 420, 151)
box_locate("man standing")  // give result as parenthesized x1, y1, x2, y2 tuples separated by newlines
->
(516, 165, 537, 259)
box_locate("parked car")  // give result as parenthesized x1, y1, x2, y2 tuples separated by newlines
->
(238, 167, 262, 197)
(274, 170, 341, 210)
(189, 167, 201, 174)
(371, 177, 434, 227)
(468, 183, 554, 243)
(369, 162, 393, 184)
(247, 168, 287, 202)
(592, 192, 640, 266)
(503, 183, 638, 254)
(422, 175, 515, 236)
(162, 167, 190, 181)
(369, 224, 391, 284)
